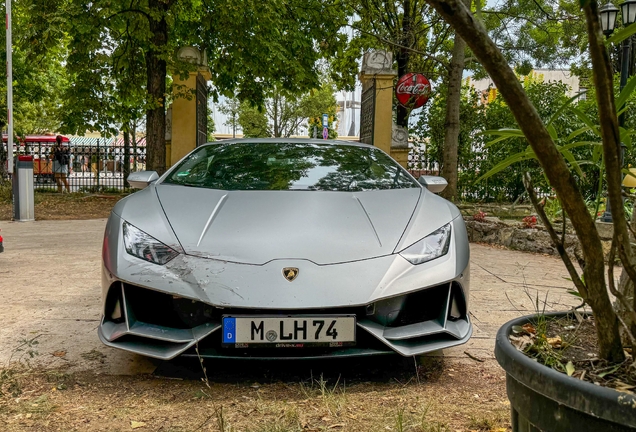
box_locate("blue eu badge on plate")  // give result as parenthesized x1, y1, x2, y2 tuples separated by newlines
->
(223, 317, 236, 343)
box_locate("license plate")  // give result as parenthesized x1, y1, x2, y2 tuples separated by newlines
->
(222, 315, 356, 348)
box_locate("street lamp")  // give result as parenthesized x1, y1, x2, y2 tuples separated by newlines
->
(598, 1, 636, 222)
(621, 0, 636, 27)
(599, 2, 619, 35)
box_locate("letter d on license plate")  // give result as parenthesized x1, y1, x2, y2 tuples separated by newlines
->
(222, 315, 356, 348)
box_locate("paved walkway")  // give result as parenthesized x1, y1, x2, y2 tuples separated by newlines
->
(0, 219, 580, 374)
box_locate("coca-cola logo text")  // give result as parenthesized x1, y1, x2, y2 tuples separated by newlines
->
(396, 82, 430, 96)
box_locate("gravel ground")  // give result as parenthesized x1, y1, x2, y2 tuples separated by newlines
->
(0, 218, 582, 431)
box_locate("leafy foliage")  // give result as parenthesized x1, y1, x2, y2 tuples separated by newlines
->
(235, 84, 338, 138)
(412, 73, 631, 202)
(51, 0, 351, 169)
(0, 0, 67, 136)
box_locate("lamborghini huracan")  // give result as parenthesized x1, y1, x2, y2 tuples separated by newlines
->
(99, 139, 471, 360)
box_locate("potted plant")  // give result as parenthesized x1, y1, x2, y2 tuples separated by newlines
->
(424, 0, 636, 430)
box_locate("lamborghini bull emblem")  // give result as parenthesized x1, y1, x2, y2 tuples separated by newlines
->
(283, 267, 299, 282)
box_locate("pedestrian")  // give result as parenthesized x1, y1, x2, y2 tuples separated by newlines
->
(51, 135, 71, 193)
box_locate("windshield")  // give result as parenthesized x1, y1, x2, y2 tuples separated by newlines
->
(163, 142, 419, 191)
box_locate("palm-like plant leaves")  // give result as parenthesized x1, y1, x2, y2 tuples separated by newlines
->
(477, 80, 636, 184)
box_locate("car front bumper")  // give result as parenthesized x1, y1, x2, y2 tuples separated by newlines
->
(99, 214, 471, 359)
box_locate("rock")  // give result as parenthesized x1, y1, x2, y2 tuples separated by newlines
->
(595, 221, 614, 240)
(464, 216, 586, 260)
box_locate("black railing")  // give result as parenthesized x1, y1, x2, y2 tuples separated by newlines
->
(3, 141, 147, 192)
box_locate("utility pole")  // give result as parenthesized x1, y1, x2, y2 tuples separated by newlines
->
(6, 0, 13, 175)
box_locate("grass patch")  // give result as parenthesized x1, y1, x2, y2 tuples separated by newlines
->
(299, 373, 347, 417)
(0, 181, 11, 203)
(20, 394, 56, 417)
(467, 412, 507, 431)
(393, 403, 452, 432)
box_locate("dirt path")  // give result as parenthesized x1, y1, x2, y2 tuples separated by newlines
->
(0, 219, 581, 431)
(1, 358, 509, 431)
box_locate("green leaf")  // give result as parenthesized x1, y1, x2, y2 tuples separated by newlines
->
(547, 91, 588, 126)
(511, 325, 524, 334)
(567, 126, 593, 141)
(597, 363, 621, 378)
(547, 124, 558, 142)
(561, 148, 584, 177)
(622, 168, 636, 180)
(593, 144, 604, 163)
(475, 151, 535, 183)
(569, 107, 600, 136)
(565, 361, 575, 377)
(485, 134, 519, 148)
(615, 75, 636, 111)
(480, 128, 525, 137)
(620, 127, 632, 150)
(607, 21, 636, 45)
(561, 141, 602, 150)
(566, 289, 582, 298)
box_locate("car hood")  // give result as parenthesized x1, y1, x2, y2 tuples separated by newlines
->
(155, 184, 421, 265)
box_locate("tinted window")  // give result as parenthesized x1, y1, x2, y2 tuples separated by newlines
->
(163, 142, 419, 191)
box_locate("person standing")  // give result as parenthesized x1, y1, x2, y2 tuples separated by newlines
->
(51, 135, 71, 193)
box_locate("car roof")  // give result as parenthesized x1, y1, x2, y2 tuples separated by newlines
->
(201, 138, 373, 149)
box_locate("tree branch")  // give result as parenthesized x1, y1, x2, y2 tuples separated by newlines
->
(106, 8, 151, 22)
(607, 234, 636, 341)
(583, 1, 636, 288)
(523, 172, 588, 299)
(351, 25, 452, 71)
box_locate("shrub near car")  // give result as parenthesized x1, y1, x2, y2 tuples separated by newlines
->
(99, 139, 471, 359)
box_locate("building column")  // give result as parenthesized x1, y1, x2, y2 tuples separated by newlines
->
(358, 50, 408, 168)
(166, 47, 211, 168)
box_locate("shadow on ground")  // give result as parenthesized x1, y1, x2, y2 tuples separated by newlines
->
(152, 354, 446, 386)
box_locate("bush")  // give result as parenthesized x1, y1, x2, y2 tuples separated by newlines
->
(411, 75, 612, 203)
(0, 181, 11, 203)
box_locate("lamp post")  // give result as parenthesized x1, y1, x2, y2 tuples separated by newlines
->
(598, 1, 636, 222)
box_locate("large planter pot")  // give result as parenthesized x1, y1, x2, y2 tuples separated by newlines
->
(495, 312, 636, 432)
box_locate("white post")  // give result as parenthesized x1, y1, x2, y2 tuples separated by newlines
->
(6, 0, 13, 174)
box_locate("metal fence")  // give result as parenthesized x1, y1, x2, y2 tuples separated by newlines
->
(407, 141, 553, 202)
(407, 141, 439, 175)
(3, 138, 146, 192)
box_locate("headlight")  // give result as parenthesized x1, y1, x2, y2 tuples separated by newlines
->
(399, 223, 451, 265)
(122, 221, 179, 265)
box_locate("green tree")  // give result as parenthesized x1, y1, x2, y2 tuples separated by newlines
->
(238, 103, 270, 138)
(0, 0, 67, 136)
(59, 0, 351, 173)
(426, 0, 634, 363)
(219, 98, 241, 138)
(0, 0, 69, 176)
(237, 84, 338, 138)
(207, 112, 215, 141)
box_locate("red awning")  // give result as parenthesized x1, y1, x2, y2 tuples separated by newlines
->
(2, 134, 70, 143)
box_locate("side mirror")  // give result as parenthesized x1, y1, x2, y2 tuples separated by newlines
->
(418, 175, 448, 193)
(127, 171, 159, 189)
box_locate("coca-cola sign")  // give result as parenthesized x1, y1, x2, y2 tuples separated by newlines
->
(395, 73, 431, 109)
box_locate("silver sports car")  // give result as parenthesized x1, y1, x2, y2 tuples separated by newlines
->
(100, 139, 471, 360)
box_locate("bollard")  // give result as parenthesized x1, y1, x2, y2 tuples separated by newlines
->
(12, 155, 35, 221)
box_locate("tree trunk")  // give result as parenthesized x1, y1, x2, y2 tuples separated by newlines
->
(0, 141, 7, 180)
(440, 12, 468, 202)
(145, 0, 170, 175)
(396, 0, 412, 128)
(583, 1, 636, 348)
(273, 96, 280, 137)
(617, 208, 636, 342)
(425, 0, 625, 362)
